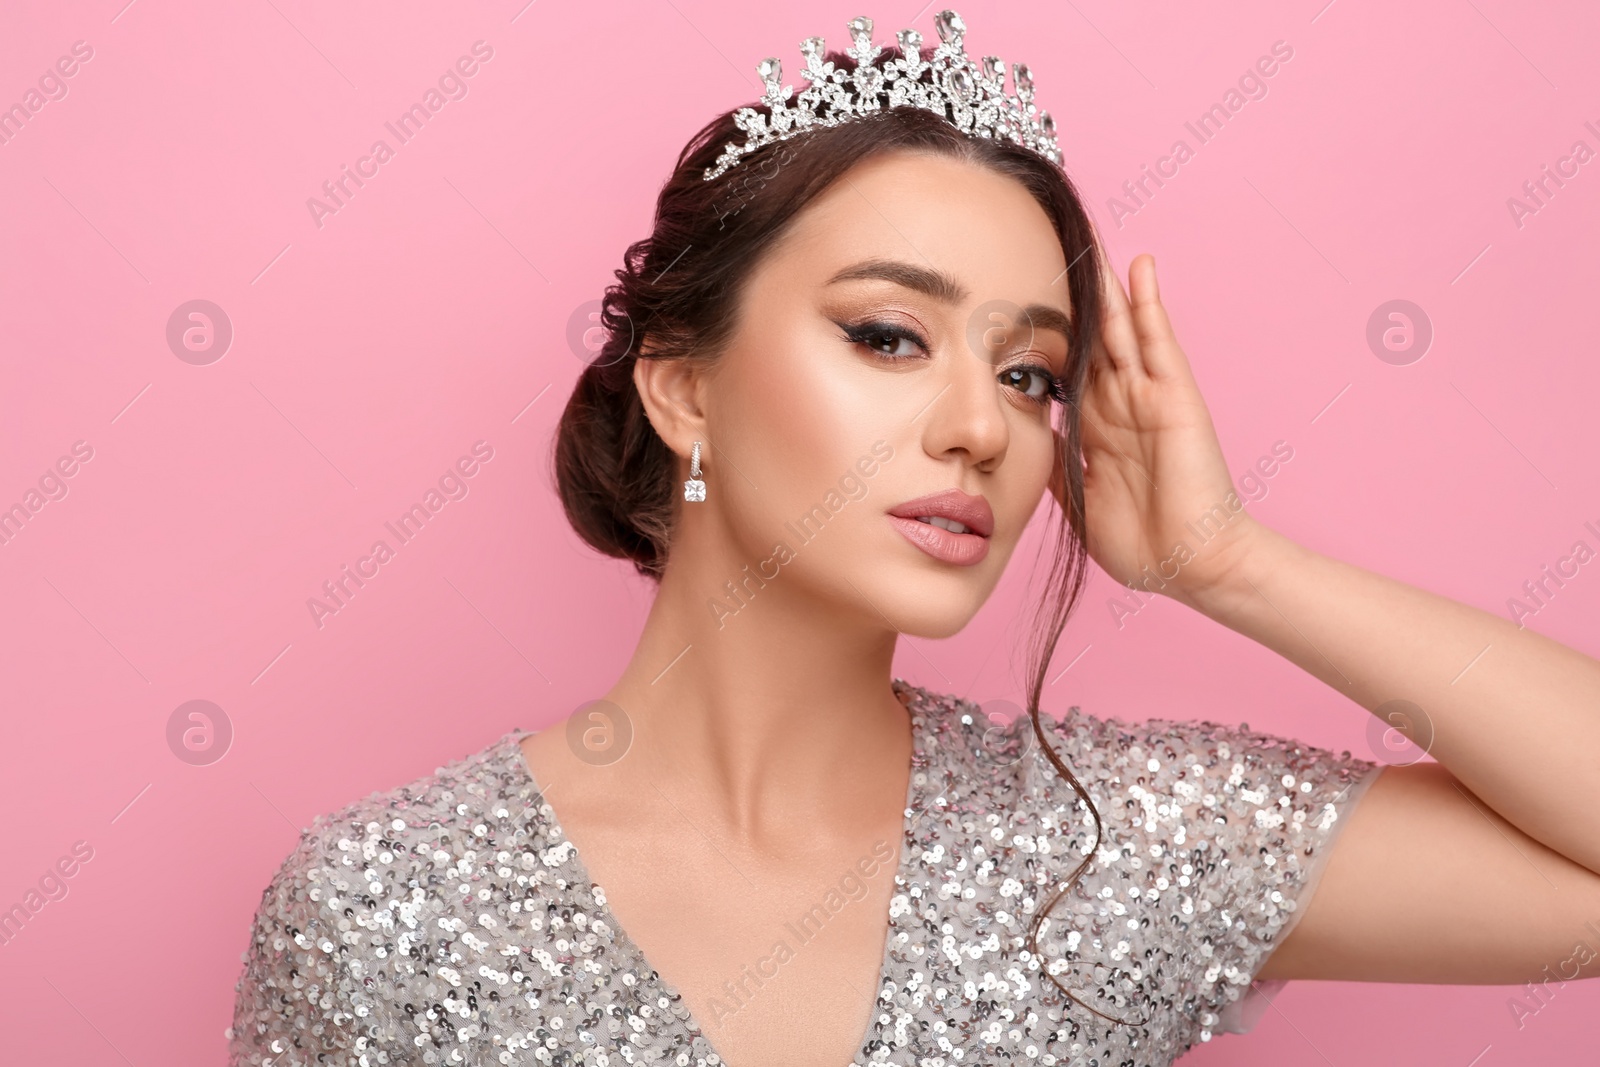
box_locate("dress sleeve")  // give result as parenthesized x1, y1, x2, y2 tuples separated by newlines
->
(1026, 706, 1385, 1041)
(1177, 717, 1386, 1036)
(227, 819, 373, 1066)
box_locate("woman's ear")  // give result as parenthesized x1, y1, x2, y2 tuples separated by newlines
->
(633, 346, 710, 457)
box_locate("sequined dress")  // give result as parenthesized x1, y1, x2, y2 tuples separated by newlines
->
(228, 679, 1384, 1066)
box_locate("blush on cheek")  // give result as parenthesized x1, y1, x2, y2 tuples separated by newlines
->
(698, 341, 867, 563)
(725, 326, 881, 494)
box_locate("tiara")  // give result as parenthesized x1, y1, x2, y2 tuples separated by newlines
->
(703, 9, 1061, 181)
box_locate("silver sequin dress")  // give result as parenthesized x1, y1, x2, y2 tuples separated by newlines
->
(229, 679, 1384, 1067)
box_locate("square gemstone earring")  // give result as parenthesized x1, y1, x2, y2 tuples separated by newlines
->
(683, 441, 706, 502)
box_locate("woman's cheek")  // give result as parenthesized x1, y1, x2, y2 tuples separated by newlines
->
(775, 335, 897, 445)
(1003, 424, 1056, 532)
(718, 334, 868, 499)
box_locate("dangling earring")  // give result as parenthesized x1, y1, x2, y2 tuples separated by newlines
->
(683, 441, 706, 502)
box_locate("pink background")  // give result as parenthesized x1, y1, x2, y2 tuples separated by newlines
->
(2, 0, 1597, 1062)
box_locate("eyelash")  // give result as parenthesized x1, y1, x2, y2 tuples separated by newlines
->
(839, 319, 1070, 406)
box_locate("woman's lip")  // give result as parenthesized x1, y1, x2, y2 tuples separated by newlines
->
(887, 490, 995, 537)
(887, 515, 991, 566)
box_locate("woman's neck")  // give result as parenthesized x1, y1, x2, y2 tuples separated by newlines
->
(600, 545, 913, 844)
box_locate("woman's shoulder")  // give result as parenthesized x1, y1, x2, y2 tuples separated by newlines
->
(229, 728, 564, 1062)
(894, 679, 1386, 1042)
(896, 677, 1379, 806)
(234, 726, 559, 949)
(269, 728, 552, 882)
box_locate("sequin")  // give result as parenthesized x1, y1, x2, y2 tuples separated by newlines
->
(228, 679, 1382, 1066)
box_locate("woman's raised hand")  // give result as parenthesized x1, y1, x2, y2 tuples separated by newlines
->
(1052, 249, 1263, 608)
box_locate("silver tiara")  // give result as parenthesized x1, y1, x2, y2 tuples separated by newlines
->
(704, 9, 1061, 181)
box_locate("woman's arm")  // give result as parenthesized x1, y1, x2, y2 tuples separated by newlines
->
(1186, 519, 1600, 984)
(1182, 520, 1600, 880)
(1068, 247, 1600, 983)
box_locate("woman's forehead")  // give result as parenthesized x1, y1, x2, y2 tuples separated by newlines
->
(758, 151, 1073, 309)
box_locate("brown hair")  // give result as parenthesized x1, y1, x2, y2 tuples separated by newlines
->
(552, 47, 1143, 1027)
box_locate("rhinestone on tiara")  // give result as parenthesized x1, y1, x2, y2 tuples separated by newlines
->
(704, 9, 1062, 181)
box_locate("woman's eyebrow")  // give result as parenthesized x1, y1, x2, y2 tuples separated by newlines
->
(826, 257, 1072, 337)
(1017, 304, 1072, 339)
(826, 258, 968, 303)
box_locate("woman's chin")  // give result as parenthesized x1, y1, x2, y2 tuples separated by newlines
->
(847, 559, 996, 640)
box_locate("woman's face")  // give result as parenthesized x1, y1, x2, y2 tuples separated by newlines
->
(693, 148, 1075, 638)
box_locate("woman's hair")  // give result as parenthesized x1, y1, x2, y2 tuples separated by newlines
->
(553, 47, 1142, 1027)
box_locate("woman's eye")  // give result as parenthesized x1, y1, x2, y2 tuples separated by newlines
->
(843, 319, 1064, 404)
(842, 321, 926, 358)
(999, 364, 1059, 402)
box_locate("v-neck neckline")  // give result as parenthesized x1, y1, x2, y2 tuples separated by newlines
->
(505, 678, 932, 1064)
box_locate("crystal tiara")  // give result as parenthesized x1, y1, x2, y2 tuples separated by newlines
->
(703, 9, 1062, 181)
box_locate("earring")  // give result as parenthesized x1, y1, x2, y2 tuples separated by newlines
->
(683, 441, 706, 502)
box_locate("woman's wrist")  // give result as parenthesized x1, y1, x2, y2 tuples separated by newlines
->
(1167, 515, 1307, 625)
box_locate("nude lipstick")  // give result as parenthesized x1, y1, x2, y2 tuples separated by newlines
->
(887, 489, 994, 566)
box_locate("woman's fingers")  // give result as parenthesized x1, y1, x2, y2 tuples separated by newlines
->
(1124, 254, 1192, 382)
(1094, 248, 1195, 382)
(1092, 240, 1143, 375)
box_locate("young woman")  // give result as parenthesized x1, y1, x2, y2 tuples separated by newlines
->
(229, 11, 1600, 1066)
